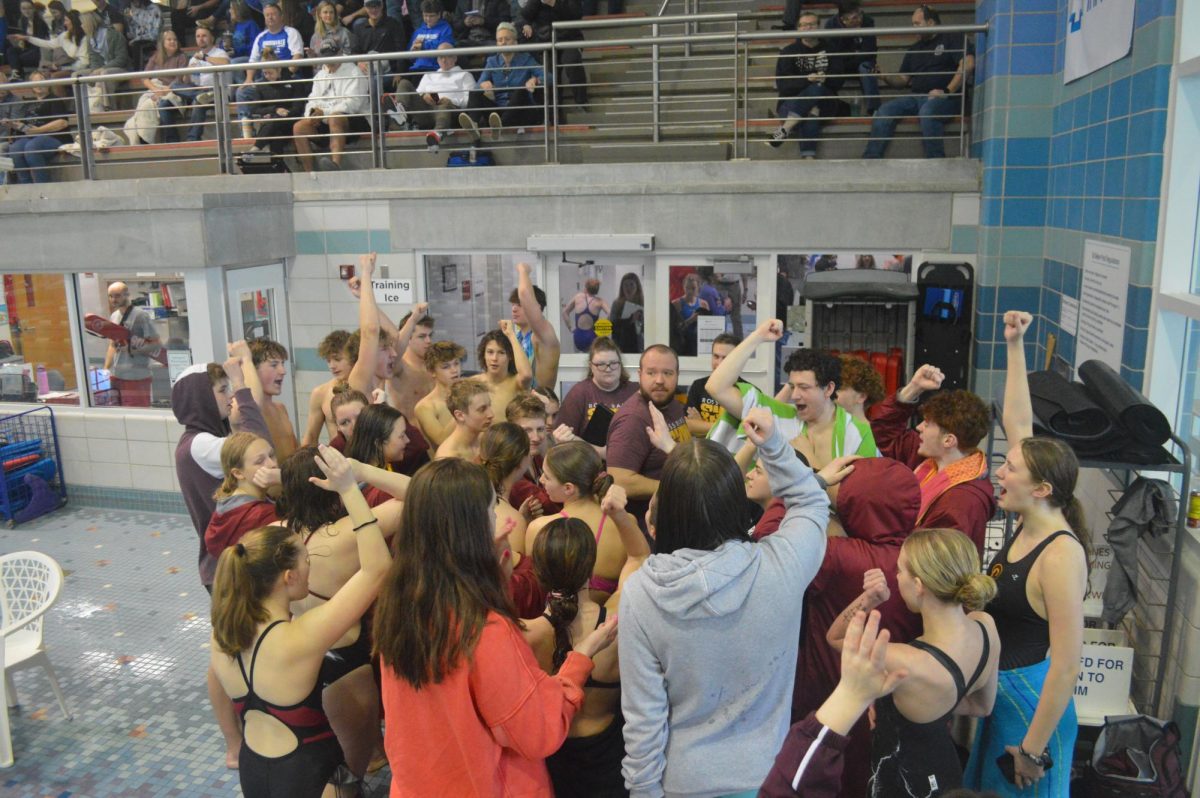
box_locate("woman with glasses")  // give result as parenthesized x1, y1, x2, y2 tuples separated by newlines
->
(554, 337, 638, 459)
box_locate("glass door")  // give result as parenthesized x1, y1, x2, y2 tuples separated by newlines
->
(225, 263, 296, 425)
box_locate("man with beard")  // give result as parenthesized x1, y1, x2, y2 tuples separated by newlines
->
(862, 4, 973, 159)
(706, 319, 876, 470)
(103, 280, 161, 407)
(606, 344, 691, 524)
(867, 362, 995, 554)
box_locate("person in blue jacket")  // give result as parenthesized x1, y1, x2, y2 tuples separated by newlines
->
(458, 21, 544, 139)
(406, 0, 454, 73)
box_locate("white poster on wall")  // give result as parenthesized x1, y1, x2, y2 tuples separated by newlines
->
(1075, 239, 1130, 372)
(696, 316, 726, 355)
(372, 278, 414, 306)
(1065, 0, 1135, 84)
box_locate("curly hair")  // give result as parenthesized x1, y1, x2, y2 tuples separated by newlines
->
(447, 379, 491, 416)
(920, 390, 990, 451)
(423, 340, 466, 373)
(837, 355, 884, 406)
(783, 348, 841, 390)
(248, 338, 289, 366)
(318, 330, 352, 361)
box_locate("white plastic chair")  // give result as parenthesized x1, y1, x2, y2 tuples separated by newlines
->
(0, 552, 71, 724)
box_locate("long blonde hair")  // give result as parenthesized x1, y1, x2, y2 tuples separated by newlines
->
(213, 432, 265, 500)
(313, 0, 342, 36)
(902, 528, 996, 612)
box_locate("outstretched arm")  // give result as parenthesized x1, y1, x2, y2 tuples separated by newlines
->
(1001, 310, 1034, 445)
(517, 262, 560, 388)
(706, 318, 783, 417)
(347, 252, 383, 396)
(389, 302, 429, 377)
(501, 319, 534, 390)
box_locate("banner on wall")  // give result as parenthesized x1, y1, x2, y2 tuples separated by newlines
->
(1064, 0, 1136, 83)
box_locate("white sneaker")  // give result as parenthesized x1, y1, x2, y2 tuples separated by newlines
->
(768, 127, 787, 148)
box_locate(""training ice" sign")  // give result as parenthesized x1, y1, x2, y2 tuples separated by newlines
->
(372, 279, 415, 306)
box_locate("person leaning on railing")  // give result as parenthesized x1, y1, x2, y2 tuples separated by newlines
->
(862, 4, 974, 160)
(5, 70, 74, 184)
(457, 21, 543, 141)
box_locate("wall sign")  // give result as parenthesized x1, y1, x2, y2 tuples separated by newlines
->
(1065, 0, 1135, 83)
(372, 278, 414, 306)
(1075, 239, 1130, 373)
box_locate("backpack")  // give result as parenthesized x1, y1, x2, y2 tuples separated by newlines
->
(446, 148, 495, 167)
(1084, 715, 1189, 798)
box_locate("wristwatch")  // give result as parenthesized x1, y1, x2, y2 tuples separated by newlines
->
(1019, 745, 1053, 770)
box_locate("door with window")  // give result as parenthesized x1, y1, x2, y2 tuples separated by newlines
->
(225, 263, 296, 424)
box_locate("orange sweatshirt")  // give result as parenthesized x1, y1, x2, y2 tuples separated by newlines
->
(381, 611, 594, 797)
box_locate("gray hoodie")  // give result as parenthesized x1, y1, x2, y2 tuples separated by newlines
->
(618, 423, 829, 798)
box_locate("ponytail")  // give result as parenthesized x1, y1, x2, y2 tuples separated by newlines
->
(545, 440, 605, 501)
(530, 517, 596, 672)
(1063, 495, 1092, 567)
(1021, 437, 1093, 575)
(210, 525, 299, 656)
(591, 470, 614, 502)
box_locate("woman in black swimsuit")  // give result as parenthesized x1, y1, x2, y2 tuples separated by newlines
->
(209, 445, 390, 798)
(521, 484, 649, 798)
(829, 527, 1001, 797)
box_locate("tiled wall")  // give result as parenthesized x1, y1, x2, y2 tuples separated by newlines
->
(972, 0, 1174, 396)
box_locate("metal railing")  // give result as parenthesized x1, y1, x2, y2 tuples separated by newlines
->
(0, 16, 987, 183)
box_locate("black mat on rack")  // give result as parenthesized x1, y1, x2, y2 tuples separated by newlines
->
(1028, 371, 1112, 440)
(1078, 359, 1172, 445)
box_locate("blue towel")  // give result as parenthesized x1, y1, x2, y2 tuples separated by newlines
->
(964, 658, 1077, 796)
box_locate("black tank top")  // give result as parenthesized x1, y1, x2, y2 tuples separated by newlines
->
(988, 529, 1077, 670)
(870, 620, 991, 798)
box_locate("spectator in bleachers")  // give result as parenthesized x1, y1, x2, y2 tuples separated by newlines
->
(226, 0, 261, 64)
(5, 0, 48, 80)
(393, 41, 476, 151)
(7, 70, 72, 183)
(862, 4, 973, 159)
(236, 2, 304, 138)
(406, 0, 453, 74)
(171, 0, 221, 41)
(769, 10, 836, 158)
(10, 3, 76, 81)
(351, 0, 404, 74)
(308, 0, 350, 54)
(160, 24, 229, 142)
(452, 0, 510, 46)
(40, 0, 71, 69)
(292, 39, 369, 171)
(0, 73, 26, 185)
(519, 0, 587, 108)
(246, 49, 305, 150)
(458, 20, 543, 139)
(827, 0, 878, 115)
(92, 0, 124, 35)
(124, 29, 187, 145)
(78, 10, 131, 112)
(123, 0, 161, 69)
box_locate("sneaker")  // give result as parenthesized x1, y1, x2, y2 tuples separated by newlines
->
(800, 151, 816, 160)
(386, 95, 408, 129)
(768, 127, 787, 148)
(459, 112, 480, 141)
(425, 130, 441, 152)
(488, 111, 502, 136)
(241, 120, 254, 140)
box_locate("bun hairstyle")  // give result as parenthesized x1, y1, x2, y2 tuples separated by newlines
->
(544, 440, 612, 501)
(211, 525, 300, 656)
(901, 528, 997, 612)
(478, 422, 530, 493)
(214, 432, 265, 500)
(531, 517, 596, 671)
(330, 384, 369, 415)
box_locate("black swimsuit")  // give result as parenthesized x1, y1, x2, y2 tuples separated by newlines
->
(869, 620, 990, 798)
(544, 605, 628, 798)
(989, 529, 1076, 670)
(233, 621, 346, 798)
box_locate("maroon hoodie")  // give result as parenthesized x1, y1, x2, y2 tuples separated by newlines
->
(172, 368, 269, 585)
(867, 392, 997, 554)
(792, 457, 923, 798)
(759, 713, 851, 798)
(204, 493, 279, 561)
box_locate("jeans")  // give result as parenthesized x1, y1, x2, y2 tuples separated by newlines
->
(862, 92, 957, 159)
(858, 61, 880, 114)
(160, 85, 214, 141)
(236, 79, 262, 121)
(9, 134, 62, 183)
(777, 82, 825, 156)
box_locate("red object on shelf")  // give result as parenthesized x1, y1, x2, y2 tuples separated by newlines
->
(4, 454, 39, 471)
(869, 351, 888, 382)
(886, 352, 903, 396)
(851, 349, 869, 362)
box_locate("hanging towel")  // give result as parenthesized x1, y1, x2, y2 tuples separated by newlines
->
(1102, 477, 1176, 626)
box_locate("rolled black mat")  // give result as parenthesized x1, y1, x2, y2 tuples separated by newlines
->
(1078, 360, 1172, 445)
(1028, 370, 1113, 441)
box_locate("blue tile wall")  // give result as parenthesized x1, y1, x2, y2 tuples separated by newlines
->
(974, 1, 1173, 384)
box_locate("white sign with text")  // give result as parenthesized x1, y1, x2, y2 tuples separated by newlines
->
(1074, 628, 1134, 724)
(1075, 239, 1130, 373)
(1065, 0, 1135, 83)
(372, 279, 414, 306)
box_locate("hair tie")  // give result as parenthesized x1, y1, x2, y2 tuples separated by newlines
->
(548, 590, 567, 601)
(235, 543, 247, 557)
(597, 470, 609, 480)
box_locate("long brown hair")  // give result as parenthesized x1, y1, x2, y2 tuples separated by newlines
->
(478, 422, 529, 494)
(210, 525, 300, 656)
(1020, 436, 1093, 571)
(531, 517, 595, 671)
(213, 432, 265, 500)
(346, 404, 404, 468)
(275, 446, 344, 533)
(372, 459, 517, 688)
(544, 440, 612, 501)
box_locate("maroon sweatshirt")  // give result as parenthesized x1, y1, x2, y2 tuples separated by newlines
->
(204, 494, 278, 561)
(758, 713, 851, 798)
